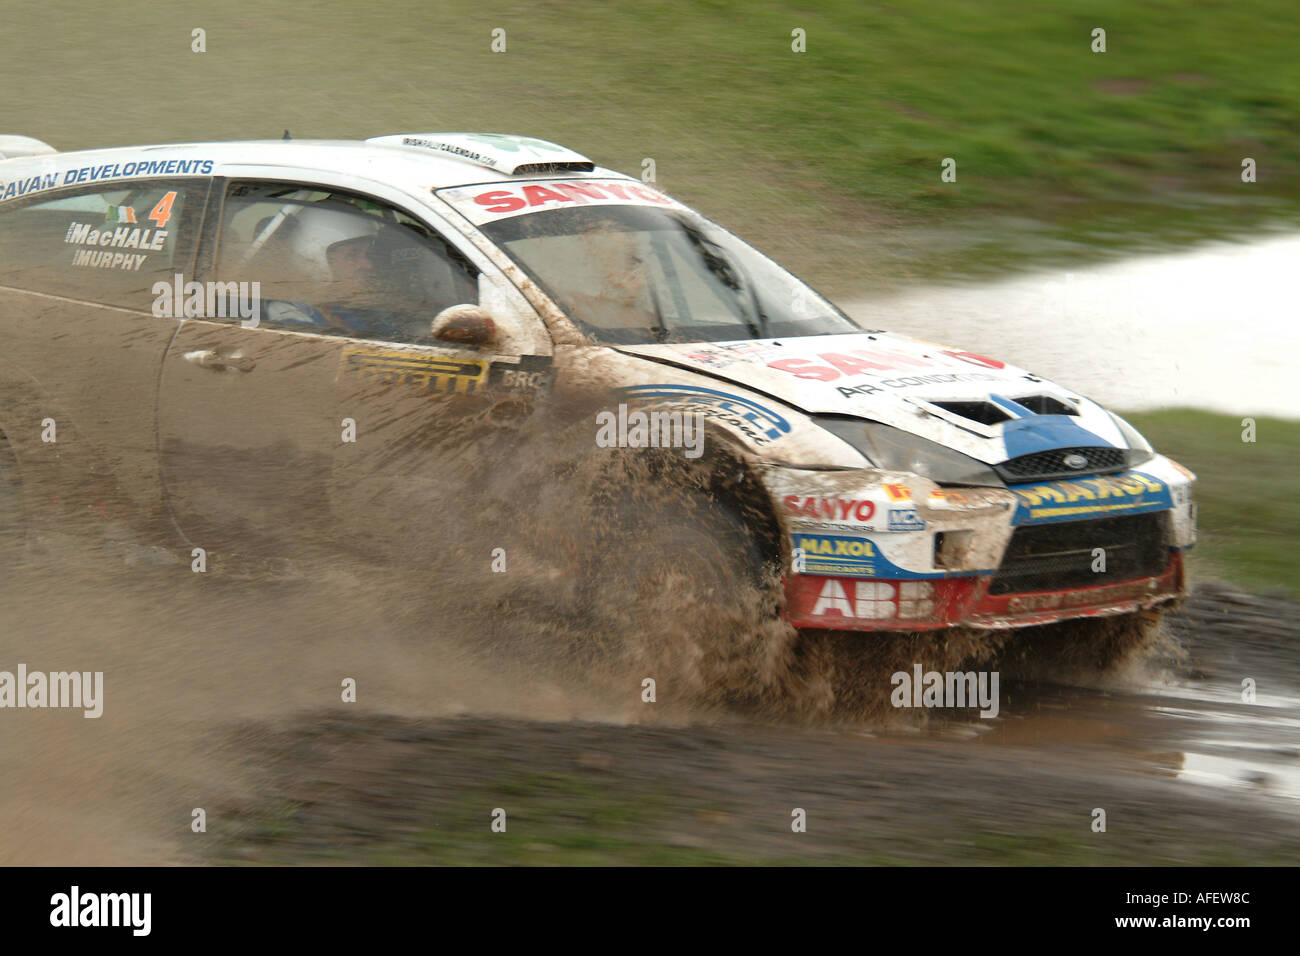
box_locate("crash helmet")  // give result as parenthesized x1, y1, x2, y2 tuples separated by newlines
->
(287, 203, 382, 282)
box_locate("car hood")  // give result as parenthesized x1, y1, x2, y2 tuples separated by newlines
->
(613, 331, 1130, 465)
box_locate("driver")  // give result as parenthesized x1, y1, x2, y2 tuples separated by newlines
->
(264, 204, 404, 337)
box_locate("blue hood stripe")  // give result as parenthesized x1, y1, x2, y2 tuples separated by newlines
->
(988, 394, 1115, 457)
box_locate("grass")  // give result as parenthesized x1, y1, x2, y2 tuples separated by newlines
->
(212, 765, 1300, 866)
(2, 0, 1298, 289)
(1122, 409, 1299, 596)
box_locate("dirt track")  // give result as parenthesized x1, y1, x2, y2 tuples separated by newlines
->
(3, 550, 1296, 864)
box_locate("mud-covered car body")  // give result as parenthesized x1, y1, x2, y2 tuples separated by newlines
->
(0, 132, 1195, 631)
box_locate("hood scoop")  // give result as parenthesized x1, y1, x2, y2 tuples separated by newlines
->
(929, 400, 1013, 426)
(1008, 394, 1078, 416)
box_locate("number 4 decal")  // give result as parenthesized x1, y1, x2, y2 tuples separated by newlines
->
(148, 191, 178, 229)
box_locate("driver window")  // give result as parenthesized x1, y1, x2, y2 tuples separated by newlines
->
(213, 182, 479, 342)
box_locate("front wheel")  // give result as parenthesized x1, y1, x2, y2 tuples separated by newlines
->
(551, 450, 795, 710)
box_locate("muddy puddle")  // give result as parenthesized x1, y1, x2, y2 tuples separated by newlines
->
(844, 233, 1300, 418)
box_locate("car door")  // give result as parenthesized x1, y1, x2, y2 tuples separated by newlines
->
(157, 176, 550, 563)
(0, 177, 207, 530)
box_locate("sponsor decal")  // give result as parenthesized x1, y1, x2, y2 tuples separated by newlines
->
(1006, 576, 1163, 613)
(792, 533, 947, 579)
(836, 372, 1001, 398)
(344, 348, 487, 394)
(782, 495, 876, 523)
(487, 354, 554, 393)
(439, 179, 683, 225)
(887, 507, 926, 531)
(809, 579, 936, 620)
(1009, 470, 1172, 525)
(882, 483, 969, 505)
(678, 341, 788, 369)
(1, 159, 213, 203)
(0, 172, 59, 201)
(794, 534, 878, 576)
(400, 136, 502, 167)
(620, 384, 791, 447)
(767, 349, 1007, 382)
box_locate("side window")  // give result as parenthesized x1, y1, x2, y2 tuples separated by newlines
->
(0, 180, 200, 309)
(214, 182, 479, 343)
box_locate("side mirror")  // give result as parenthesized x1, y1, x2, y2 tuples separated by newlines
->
(430, 304, 497, 347)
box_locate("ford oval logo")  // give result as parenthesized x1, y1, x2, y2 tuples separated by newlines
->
(1062, 453, 1089, 470)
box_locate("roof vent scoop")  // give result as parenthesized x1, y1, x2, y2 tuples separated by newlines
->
(0, 135, 57, 160)
(365, 132, 594, 175)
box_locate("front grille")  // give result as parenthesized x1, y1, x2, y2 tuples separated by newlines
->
(996, 446, 1126, 482)
(989, 512, 1168, 595)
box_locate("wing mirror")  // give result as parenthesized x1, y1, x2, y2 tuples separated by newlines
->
(430, 304, 497, 347)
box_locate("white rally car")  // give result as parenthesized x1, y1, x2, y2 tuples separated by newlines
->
(0, 132, 1194, 636)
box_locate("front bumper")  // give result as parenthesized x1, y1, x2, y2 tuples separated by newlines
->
(765, 453, 1196, 632)
(785, 550, 1185, 630)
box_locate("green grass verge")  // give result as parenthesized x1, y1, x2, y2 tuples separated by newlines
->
(211, 768, 1298, 866)
(3, 0, 1298, 288)
(1123, 409, 1299, 596)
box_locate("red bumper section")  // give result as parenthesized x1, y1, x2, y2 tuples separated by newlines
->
(785, 551, 1185, 631)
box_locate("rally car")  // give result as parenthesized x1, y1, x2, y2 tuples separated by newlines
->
(0, 131, 1195, 636)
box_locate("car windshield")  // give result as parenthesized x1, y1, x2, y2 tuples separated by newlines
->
(477, 205, 858, 345)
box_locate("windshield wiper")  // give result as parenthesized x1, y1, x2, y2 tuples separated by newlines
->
(647, 282, 669, 343)
(677, 219, 765, 339)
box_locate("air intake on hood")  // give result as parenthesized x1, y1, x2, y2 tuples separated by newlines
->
(1008, 395, 1077, 416)
(930, 401, 1012, 426)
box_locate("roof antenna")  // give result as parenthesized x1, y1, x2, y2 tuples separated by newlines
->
(282, 129, 292, 140)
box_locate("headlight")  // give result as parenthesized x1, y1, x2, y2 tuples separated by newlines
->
(816, 417, 1004, 487)
(1108, 412, 1156, 467)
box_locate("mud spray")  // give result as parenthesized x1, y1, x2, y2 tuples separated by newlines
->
(0, 382, 1183, 863)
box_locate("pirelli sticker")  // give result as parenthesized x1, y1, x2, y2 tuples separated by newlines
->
(343, 348, 487, 394)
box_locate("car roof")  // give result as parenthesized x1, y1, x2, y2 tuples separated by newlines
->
(0, 133, 632, 202)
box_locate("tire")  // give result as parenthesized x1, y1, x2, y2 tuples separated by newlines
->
(551, 448, 793, 709)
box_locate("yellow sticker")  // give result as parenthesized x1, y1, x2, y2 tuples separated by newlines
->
(344, 347, 487, 394)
